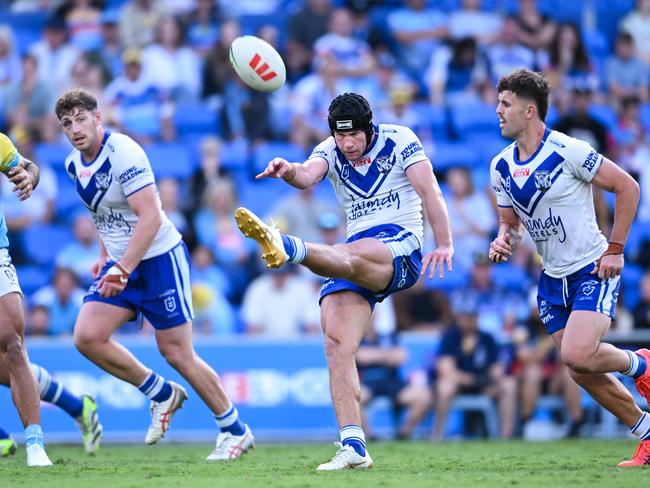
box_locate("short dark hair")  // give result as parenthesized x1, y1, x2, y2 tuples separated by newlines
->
(55, 88, 98, 119)
(497, 69, 550, 121)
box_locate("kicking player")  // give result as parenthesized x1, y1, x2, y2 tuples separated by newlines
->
(54, 89, 253, 460)
(489, 69, 650, 467)
(0, 362, 102, 455)
(235, 93, 453, 469)
(0, 133, 51, 466)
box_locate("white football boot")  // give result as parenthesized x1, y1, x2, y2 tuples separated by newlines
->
(26, 444, 53, 467)
(234, 207, 288, 268)
(206, 425, 255, 461)
(316, 442, 373, 471)
(145, 381, 188, 444)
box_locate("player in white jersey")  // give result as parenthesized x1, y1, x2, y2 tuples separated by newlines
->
(235, 93, 453, 470)
(54, 89, 254, 461)
(489, 69, 650, 467)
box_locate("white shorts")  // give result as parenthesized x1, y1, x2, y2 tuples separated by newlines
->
(0, 248, 22, 298)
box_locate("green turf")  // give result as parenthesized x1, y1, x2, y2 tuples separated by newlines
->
(2, 440, 649, 488)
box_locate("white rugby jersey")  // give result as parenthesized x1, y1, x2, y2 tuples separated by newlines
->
(489, 128, 607, 278)
(65, 131, 181, 262)
(309, 124, 427, 243)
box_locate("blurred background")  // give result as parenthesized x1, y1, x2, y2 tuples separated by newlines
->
(0, 0, 649, 443)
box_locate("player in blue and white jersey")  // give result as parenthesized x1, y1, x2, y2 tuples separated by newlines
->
(488, 69, 650, 467)
(0, 132, 52, 466)
(235, 93, 453, 470)
(54, 89, 253, 461)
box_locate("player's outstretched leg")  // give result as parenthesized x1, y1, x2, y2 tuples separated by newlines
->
(0, 426, 16, 457)
(30, 364, 103, 454)
(618, 349, 650, 467)
(143, 376, 188, 444)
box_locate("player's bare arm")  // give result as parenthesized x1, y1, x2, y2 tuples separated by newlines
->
(590, 157, 640, 279)
(489, 206, 524, 263)
(97, 185, 162, 297)
(5, 157, 39, 201)
(407, 159, 453, 279)
(256, 156, 328, 190)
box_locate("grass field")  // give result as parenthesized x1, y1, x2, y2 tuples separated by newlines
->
(2, 440, 649, 488)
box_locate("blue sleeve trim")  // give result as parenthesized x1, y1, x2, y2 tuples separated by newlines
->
(125, 181, 154, 198)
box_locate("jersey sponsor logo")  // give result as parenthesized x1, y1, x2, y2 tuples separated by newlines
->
(513, 168, 530, 177)
(401, 140, 423, 161)
(534, 170, 551, 192)
(119, 165, 149, 184)
(582, 150, 599, 172)
(93, 208, 132, 235)
(3, 267, 17, 285)
(350, 156, 371, 168)
(335, 120, 353, 130)
(523, 207, 566, 243)
(80, 169, 92, 178)
(349, 189, 401, 221)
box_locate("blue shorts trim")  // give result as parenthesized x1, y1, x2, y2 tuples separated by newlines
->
(319, 224, 422, 308)
(537, 261, 621, 335)
(84, 240, 195, 330)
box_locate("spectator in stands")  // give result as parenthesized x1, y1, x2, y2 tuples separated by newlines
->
(514, 0, 557, 53)
(448, 0, 502, 45)
(513, 300, 585, 437)
(241, 267, 320, 337)
(55, 213, 100, 288)
(0, 25, 23, 106)
(32, 267, 85, 336)
(427, 36, 490, 107)
(103, 47, 175, 144)
(142, 16, 201, 103)
(633, 272, 650, 329)
(614, 95, 646, 172)
(29, 15, 81, 96)
(315, 211, 343, 246)
(445, 167, 496, 273)
(202, 19, 240, 103)
(486, 16, 536, 84)
(4, 53, 55, 142)
(119, 0, 167, 49)
(554, 84, 609, 154)
(620, 0, 650, 66)
(286, 0, 331, 81)
(90, 10, 124, 82)
(313, 7, 375, 92)
(375, 83, 422, 135)
(25, 304, 52, 337)
(187, 136, 231, 214)
(358, 299, 432, 440)
(158, 177, 190, 241)
(386, 0, 448, 83)
(181, 0, 221, 57)
(392, 277, 452, 332)
(55, 0, 103, 52)
(431, 300, 517, 440)
(605, 31, 649, 104)
(70, 53, 109, 94)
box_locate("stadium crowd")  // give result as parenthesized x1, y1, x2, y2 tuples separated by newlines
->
(0, 0, 649, 439)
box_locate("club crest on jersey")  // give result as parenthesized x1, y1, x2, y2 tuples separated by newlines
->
(375, 154, 396, 174)
(341, 163, 350, 181)
(95, 172, 111, 191)
(164, 296, 177, 313)
(534, 170, 551, 192)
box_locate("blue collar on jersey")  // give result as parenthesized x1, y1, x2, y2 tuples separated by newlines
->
(80, 130, 111, 167)
(361, 124, 379, 157)
(514, 126, 550, 166)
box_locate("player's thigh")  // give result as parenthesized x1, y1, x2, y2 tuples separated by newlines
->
(154, 320, 194, 356)
(321, 291, 372, 350)
(74, 301, 136, 343)
(338, 238, 395, 291)
(0, 292, 25, 344)
(561, 310, 611, 357)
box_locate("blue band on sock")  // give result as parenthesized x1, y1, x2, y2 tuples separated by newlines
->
(25, 424, 44, 448)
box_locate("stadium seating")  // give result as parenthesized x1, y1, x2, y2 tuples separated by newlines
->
(432, 142, 482, 172)
(450, 394, 499, 439)
(251, 141, 306, 175)
(173, 103, 220, 137)
(15, 265, 52, 297)
(22, 224, 74, 267)
(143, 142, 194, 180)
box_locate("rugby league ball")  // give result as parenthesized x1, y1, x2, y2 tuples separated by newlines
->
(229, 35, 286, 92)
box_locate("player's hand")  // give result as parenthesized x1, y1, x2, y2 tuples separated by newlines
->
(6, 166, 35, 201)
(256, 158, 295, 180)
(421, 245, 453, 279)
(489, 232, 512, 263)
(591, 253, 624, 280)
(90, 256, 109, 279)
(98, 262, 130, 297)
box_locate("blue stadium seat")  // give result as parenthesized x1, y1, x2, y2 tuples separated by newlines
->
(626, 222, 650, 262)
(450, 103, 500, 137)
(491, 263, 530, 292)
(220, 138, 249, 171)
(173, 103, 220, 137)
(251, 141, 306, 175)
(143, 142, 194, 180)
(15, 265, 52, 297)
(34, 143, 71, 173)
(54, 171, 83, 219)
(588, 104, 617, 130)
(22, 224, 74, 267)
(640, 103, 650, 133)
(621, 263, 643, 310)
(240, 178, 297, 217)
(432, 142, 481, 171)
(412, 102, 447, 137)
(423, 268, 468, 291)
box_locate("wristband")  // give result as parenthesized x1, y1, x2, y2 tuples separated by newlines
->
(603, 242, 624, 256)
(106, 262, 131, 285)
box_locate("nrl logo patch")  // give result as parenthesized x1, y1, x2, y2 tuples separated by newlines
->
(164, 296, 177, 313)
(534, 170, 551, 192)
(375, 154, 396, 174)
(95, 172, 111, 191)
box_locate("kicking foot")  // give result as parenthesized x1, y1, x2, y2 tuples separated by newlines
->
(618, 440, 650, 467)
(145, 381, 188, 444)
(205, 425, 255, 461)
(234, 207, 288, 268)
(316, 443, 373, 471)
(634, 349, 650, 406)
(76, 395, 103, 454)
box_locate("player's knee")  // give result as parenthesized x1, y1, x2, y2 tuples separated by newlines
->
(1, 334, 26, 364)
(323, 333, 357, 361)
(73, 326, 101, 353)
(159, 343, 193, 370)
(561, 347, 593, 373)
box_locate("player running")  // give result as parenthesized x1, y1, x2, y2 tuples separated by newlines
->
(0, 132, 51, 466)
(235, 93, 453, 470)
(54, 88, 253, 461)
(0, 361, 102, 455)
(489, 69, 650, 467)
